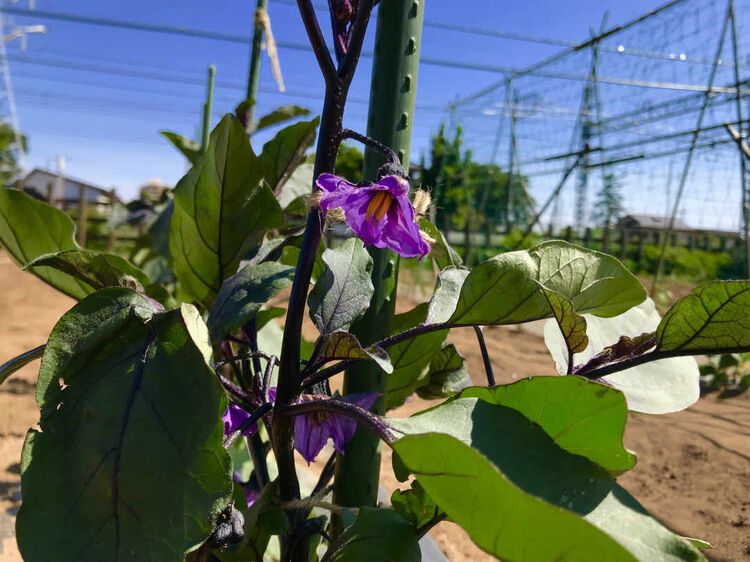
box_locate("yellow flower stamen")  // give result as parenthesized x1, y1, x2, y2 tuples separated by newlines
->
(365, 191, 393, 222)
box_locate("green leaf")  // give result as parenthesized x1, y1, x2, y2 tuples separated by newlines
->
(418, 218, 462, 269)
(415, 343, 471, 400)
(455, 377, 636, 475)
(425, 267, 469, 324)
(545, 299, 700, 414)
(656, 281, 750, 354)
(252, 105, 311, 133)
(17, 290, 232, 562)
(278, 161, 314, 211)
(27, 249, 151, 293)
(321, 330, 393, 374)
(394, 434, 634, 562)
(391, 481, 442, 529)
(391, 391, 702, 561)
(448, 241, 646, 325)
(261, 118, 319, 196)
(170, 114, 283, 307)
(323, 507, 420, 562)
(133, 199, 174, 286)
(308, 237, 374, 335)
(386, 304, 448, 410)
(215, 481, 288, 562)
(540, 287, 588, 373)
(0, 187, 89, 299)
(681, 537, 713, 551)
(257, 307, 285, 330)
(207, 262, 295, 344)
(161, 131, 202, 164)
(0, 344, 45, 386)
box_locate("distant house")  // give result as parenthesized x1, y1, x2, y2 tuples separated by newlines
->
(616, 213, 740, 250)
(21, 168, 117, 214)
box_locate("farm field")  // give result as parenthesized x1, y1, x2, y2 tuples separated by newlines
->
(0, 251, 747, 561)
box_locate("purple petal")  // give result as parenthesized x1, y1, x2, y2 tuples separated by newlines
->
(376, 175, 410, 197)
(338, 187, 388, 246)
(223, 404, 257, 436)
(294, 413, 329, 464)
(328, 416, 353, 455)
(380, 197, 430, 259)
(315, 173, 357, 194)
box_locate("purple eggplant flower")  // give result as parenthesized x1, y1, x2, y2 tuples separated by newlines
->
(315, 173, 431, 260)
(222, 404, 257, 436)
(293, 392, 379, 464)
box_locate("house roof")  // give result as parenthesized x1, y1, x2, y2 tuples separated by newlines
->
(619, 213, 691, 231)
(23, 168, 116, 198)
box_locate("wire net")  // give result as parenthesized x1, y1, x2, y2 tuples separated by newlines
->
(451, 0, 750, 233)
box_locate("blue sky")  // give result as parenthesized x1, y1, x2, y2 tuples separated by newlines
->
(7, 0, 661, 199)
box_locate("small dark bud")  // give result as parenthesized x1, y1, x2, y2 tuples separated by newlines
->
(376, 161, 408, 181)
(207, 506, 245, 548)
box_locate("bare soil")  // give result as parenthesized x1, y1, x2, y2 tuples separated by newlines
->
(0, 254, 748, 561)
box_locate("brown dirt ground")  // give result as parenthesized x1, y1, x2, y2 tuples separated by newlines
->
(0, 253, 748, 561)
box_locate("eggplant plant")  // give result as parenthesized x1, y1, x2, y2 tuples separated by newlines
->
(1, 2, 748, 561)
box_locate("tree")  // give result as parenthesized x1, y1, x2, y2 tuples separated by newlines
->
(417, 125, 533, 263)
(593, 172, 624, 227)
(0, 121, 26, 187)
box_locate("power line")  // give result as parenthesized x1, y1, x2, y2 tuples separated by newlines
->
(3, 5, 741, 84)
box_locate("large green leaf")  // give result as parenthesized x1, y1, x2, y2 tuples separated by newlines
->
(161, 131, 201, 164)
(170, 114, 283, 307)
(447, 241, 646, 325)
(207, 262, 295, 344)
(393, 433, 635, 562)
(17, 289, 232, 562)
(391, 388, 702, 561)
(656, 281, 750, 353)
(455, 377, 636, 475)
(386, 304, 447, 410)
(261, 118, 319, 195)
(308, 237, 374, 335)
(322, 507, 420, 562)
(0, 187, 89, 299)
(28, 249, 151, 293)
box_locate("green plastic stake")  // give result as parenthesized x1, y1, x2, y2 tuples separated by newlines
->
(200, 65, 216, 153)
(333, 0, 425, 524)
(244, 0, 268, 128)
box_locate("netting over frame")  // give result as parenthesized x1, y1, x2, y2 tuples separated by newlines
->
(450, 0, 750, 233)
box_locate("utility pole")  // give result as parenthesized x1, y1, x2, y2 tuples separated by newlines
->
(652, 0, 732, 295)
(0, 4, 45, 174)
(334, 0, 425, 526)
(728, 0, 750, 276)
(53, 154, 64, 209)
(505, 88, 518, 233)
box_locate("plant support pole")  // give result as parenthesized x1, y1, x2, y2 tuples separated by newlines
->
(200, 65, 215, 152)
(244, 0, 268, 128)
(333, 0, 425, 520)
